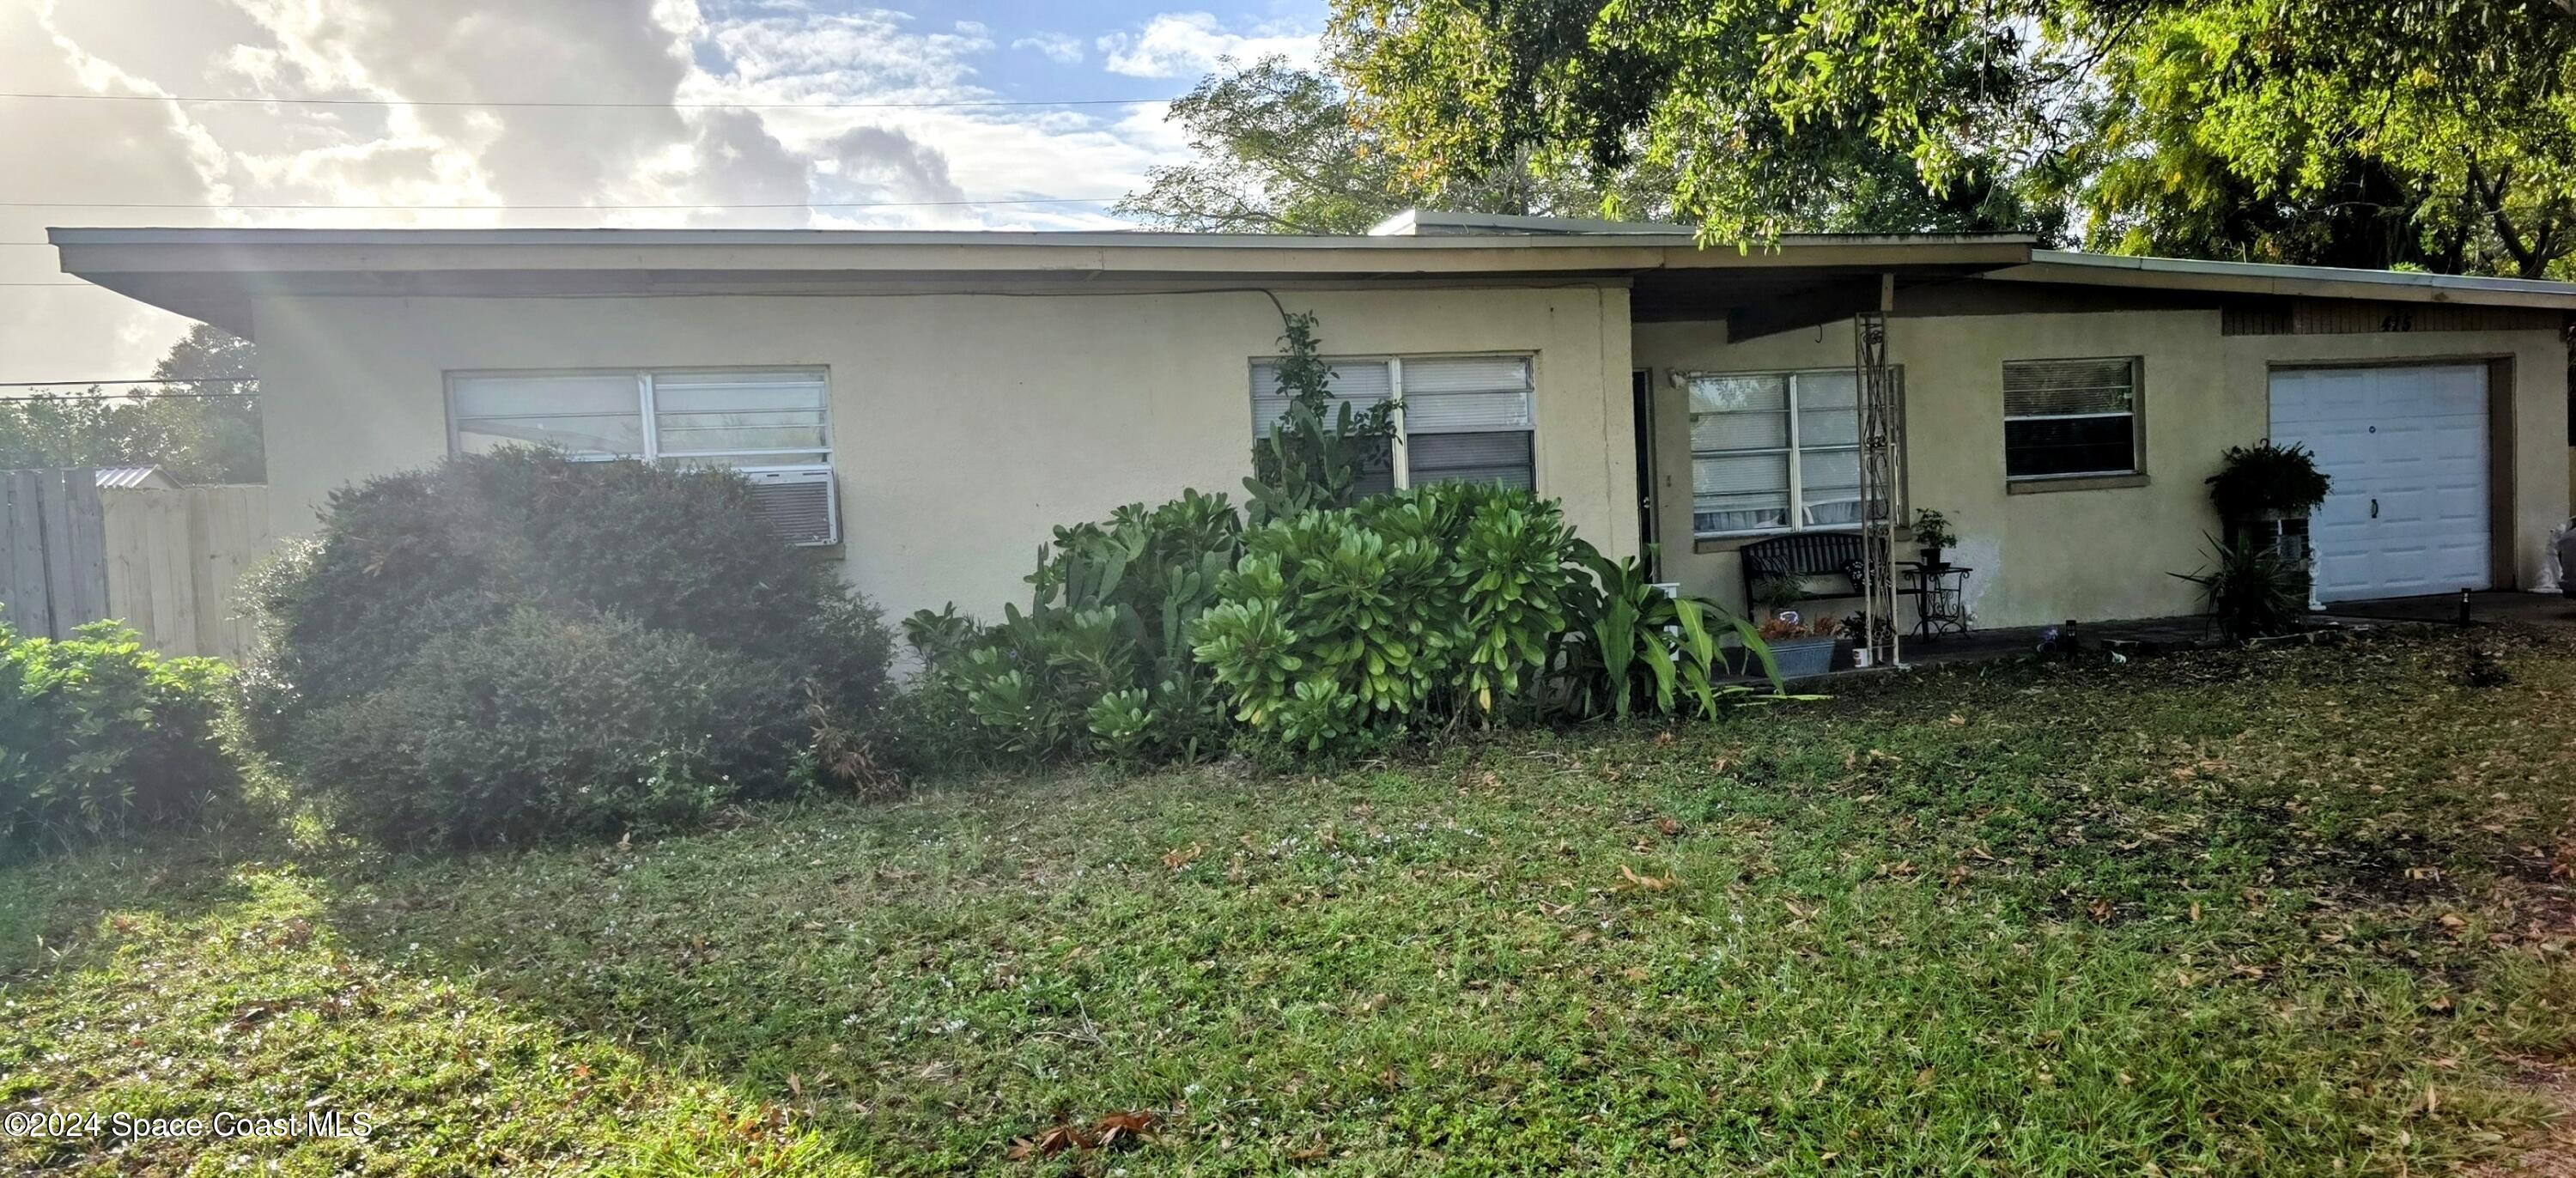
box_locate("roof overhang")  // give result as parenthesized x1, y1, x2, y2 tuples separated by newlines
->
(1997, 249, 2576, 310)
(46, 226, 2038, 339)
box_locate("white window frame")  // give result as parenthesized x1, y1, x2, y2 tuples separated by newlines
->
(1685, 367, 1868, 539)
(2002, 355, 2142, 482)
(1249, 353, 1538, 490)
(443, 367, 833, 474)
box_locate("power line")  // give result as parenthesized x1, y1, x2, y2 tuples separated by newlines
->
(0, 196, 1118, 210)
(0, 90, 1176, 111)
(0, 378, 254, 388)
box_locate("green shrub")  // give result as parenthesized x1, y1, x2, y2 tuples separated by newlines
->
(0, 618, 237, 847)
(1556, 546, 1782, 720)
(903, 490, 1242, 765)
(1194, 483, 1582, 749)
(296, 609, 793, 847)
(2208, 441, 2332, 519)
(2173, 535, 2311, 642)
(242, 448, 898, 847)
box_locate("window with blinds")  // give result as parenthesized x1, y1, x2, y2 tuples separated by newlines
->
(447, 368, 838, 543)
(448, 369, 830, 469)
(1249, 355, 1535, 492)
(1687, 368, 1869, 536)
(2003, 357, 2140, 478)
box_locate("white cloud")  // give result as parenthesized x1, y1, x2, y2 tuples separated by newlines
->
(1097, 11, 1319, 79)
(0, 0, 1212, 377)
(1012, 32, 1084, 64)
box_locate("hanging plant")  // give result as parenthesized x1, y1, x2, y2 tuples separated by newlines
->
(2207, 441, 2331, 519)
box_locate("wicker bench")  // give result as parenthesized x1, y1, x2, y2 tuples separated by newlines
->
(1740, 531, 1872, 604)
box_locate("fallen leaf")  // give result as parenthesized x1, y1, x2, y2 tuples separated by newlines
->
(1619, 864, 1674, 891)
(1655, 817, 1683, 837)
(1093, 1110, 1157, 1149)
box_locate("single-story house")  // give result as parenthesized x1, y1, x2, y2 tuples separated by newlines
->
(48, 213, 2576, 635)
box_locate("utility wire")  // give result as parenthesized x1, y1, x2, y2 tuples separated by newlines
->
(0, 378, 255, 387)
(0, 90, 1176, 111)
(0, 196, 1118, 210)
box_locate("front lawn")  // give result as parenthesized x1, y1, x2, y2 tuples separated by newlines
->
(6, 628, 2576, 1175)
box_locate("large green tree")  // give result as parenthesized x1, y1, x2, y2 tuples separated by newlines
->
(0, 325, 262, 483)
(1115, 55, 1674, 233)
(1320, 0, 2576, 275)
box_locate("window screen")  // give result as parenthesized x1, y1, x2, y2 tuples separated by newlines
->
(2004, 357, 2139, 478)
(1400, 355, 1534, 490)
(450, 369, 830, 470)
(1688, 369, 1871, 535)
(1246, 354, 1534, 494)
(1250, 358, 1396, 496)
(450, 373, 646, 458)
(650, 371, 830, 467)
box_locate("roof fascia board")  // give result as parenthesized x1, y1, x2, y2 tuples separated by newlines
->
(1999, 249, 2576, 309)
(50, 235, 2036, 282)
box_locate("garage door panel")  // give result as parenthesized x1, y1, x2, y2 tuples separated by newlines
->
(2268, 364, 2489, 602)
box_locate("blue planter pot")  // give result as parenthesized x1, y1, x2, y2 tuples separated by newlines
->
(1765, 635, 1838, 680)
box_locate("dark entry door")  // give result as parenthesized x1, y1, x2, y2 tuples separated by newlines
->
(1631, 370, 1659, 580)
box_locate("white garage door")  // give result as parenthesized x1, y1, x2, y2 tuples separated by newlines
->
(2267, 365, 2489, 602)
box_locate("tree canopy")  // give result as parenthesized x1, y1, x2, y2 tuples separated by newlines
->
(1127, 1, 2576, 278)
(1113, 55, 1675, 234)
(0, 325, 263, 483)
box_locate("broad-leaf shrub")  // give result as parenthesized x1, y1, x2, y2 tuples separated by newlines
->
(0, 617, 237, 847)
(903, 490, 1242, 764)
(1194, 483, 1582, 748)
(241, 448, 898, 847)
(1555, 545, 1782, 720)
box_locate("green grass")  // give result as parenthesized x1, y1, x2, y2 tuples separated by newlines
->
(8, 628, 2576, 1175)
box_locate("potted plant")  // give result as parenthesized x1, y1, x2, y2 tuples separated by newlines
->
(1910, 508, 1957, 568)
(1749, 573, 1836, 678)
(2207, 441, 2330, 598)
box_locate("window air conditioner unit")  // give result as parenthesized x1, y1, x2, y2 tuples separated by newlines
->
(743, 466, 840, 546)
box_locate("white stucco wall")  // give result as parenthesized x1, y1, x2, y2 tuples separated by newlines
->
(1634, 310, 2569, 628)
(252, 284, 1637, 622)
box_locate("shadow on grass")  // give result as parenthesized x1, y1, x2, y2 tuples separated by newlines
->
(11, 629, 2576, 1175)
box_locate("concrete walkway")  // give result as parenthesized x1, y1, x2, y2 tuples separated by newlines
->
(1831, 590, 2573, 677)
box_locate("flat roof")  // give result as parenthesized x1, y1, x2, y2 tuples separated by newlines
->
(45, 217, 2576, 340)
(45, 223, 2040, 337)
(45, 224, 2038, 252)
(2002, 249, 2576, 307)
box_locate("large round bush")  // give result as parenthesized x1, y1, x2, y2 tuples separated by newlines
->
(241, 448, 897, 847)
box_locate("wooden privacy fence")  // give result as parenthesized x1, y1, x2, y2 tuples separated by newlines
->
(1, 470, 273, 659)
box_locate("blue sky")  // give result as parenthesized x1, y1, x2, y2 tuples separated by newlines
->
(0, 0, 1333, 380)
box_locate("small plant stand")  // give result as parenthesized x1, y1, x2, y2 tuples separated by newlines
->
(1900, 562, 1974, 639)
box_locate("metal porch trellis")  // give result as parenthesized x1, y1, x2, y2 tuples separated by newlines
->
(1854, 310, 1903, 669)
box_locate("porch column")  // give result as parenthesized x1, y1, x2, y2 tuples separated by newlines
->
(1855, 272, 1904, 668)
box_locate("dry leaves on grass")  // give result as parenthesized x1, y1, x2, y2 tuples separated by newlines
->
(1006, 1110, 1159, 1161)
(1619, 864, 1675, 892)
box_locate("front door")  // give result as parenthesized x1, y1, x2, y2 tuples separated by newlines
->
(2267, 364, 2491, 601)
(1631, 370, 1658, 579)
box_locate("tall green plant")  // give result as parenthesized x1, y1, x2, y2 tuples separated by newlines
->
(2172, 536, 2309, 642)
(1558, 545, 1784, 720)
(1246, 312, 1400, 522)
(908, 490, 1243, 763)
